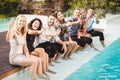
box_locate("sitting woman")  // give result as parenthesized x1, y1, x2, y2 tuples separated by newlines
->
(6, 14, 44, 80)
(26, 18, 51, 77)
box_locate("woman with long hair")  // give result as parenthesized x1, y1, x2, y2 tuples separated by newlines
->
(6, 15, 45, 80)
(26, 18, 49, 77)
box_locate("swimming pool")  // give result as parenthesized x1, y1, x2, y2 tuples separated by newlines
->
(65, 38, 120, 80)
(0, 15, 48, 32)
(0, 18, 10, 32)
(1, 15, 120, 80)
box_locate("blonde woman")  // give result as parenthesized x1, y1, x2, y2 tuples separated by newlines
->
(6, 14, 45, 80)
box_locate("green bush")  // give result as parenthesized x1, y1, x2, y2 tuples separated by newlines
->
(95, 9, 106, 18)
(0, 14, 6, 19)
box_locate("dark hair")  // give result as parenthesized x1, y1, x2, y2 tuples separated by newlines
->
(28, 18, 42, 30)
(48, 12, 57, 18)
(89, 7, 95, 10)
(56, 11, 65, 23)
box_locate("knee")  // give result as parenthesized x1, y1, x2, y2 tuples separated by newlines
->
(45, 53, 49, 57)
(40, 48, 45, 52)
(37, 58, 42, 64)
(35, 48, 45, 52)
(72, 41, 78, 46)
(31, 58, 38, 65)
(68, 43, 72, 48)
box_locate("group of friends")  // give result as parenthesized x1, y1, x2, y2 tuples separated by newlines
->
(6, 8, 105, 80)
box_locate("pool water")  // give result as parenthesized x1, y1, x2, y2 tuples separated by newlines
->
(0, 18, 10, 32)
(0, 17, 16, 32)
(65, 38, 120, 80)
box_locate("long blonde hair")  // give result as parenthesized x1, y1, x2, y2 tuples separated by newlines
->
(6, 14, 27, 41)
(14, 14, 27, 36)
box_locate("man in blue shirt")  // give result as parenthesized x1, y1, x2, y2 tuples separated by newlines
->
(86, 8, 105, 47)
(67, 8, 93, 50)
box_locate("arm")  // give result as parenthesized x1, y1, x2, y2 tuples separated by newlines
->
(6, 28, 11, 42)
(6, 19, 14, 42)
(24, 42, 30, 58)
(44, 29, 61, 37)
(6, 27, 15, 42)
(67, 17, 82, 26)
(68, 20, 82, 26)
(83, 18, 88, 35)
(68, 36, 72, 42)
(57, 39, 67, 54)
(28, 28, 45, 35)
(94, 16, 99, 24)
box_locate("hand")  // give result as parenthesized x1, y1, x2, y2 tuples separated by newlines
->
(41, 28, 45, 33)
(77, 36, 80, 38)
(86, 13, 91, 19)
(95, 17, 99, 24)
(65, 22, 73, 26)
(8, 19, 14, 29)
(77, 18, 82, 24)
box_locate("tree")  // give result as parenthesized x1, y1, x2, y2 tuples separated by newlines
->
(66, 0, 120, 17)
(0, 0, 20, 17)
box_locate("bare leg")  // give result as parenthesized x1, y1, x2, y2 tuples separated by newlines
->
(82, 44, 89, 50)
(100, 40, 105, 47)
(54, 53, 62, 62)
(62, 43, 72, 60)
(21, 56, 38, 80)
(30, 55, 49, 80)
(90, 43, 100, 51)
(45, 53, 49, 72)
(32, 48, 49, 77)
(49, 58, 54, 66)
(68, 41, 79, 58)
(30, 56, 43, 77)
(47, 69, 57, 74)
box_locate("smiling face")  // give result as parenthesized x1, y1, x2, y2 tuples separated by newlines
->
(73, 9, 80, 19)
(88, 9, 94, 16)
(17, 16, 26, 29)
(48, 15, 55, 26)
(32, 20, 40, 30)
(57, 12, 64, 21)
(15, 15, 27, 35)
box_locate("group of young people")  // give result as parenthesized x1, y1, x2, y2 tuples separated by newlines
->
(6, 8, 105, 80)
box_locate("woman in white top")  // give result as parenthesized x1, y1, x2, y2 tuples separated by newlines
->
(6, 14, 44, 80)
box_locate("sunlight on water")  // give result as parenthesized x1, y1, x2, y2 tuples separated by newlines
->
(65, 38, 120, 80)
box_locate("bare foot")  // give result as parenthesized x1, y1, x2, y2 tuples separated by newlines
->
(47, 69, 57, 74)
(53, 60, 61, 63)
(44, 73, 49, 77)
(49, 63, 54, 66)
(62, 57, 69, 60)
(94, 48, 101, 52)
(30, 77, 35, 80)
(68, 57, 73, 60)
(39, 75, 49, 80)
